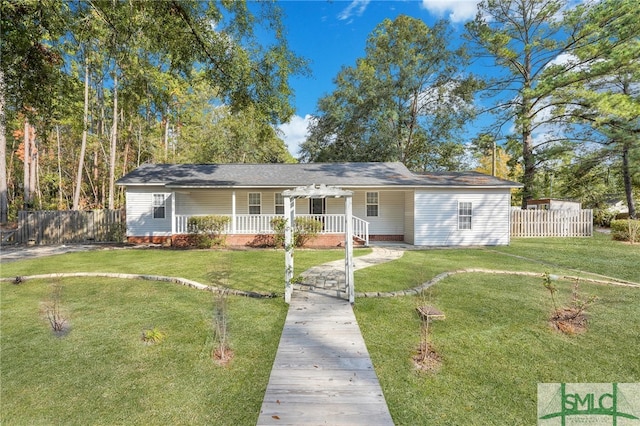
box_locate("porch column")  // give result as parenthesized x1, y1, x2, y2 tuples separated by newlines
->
(171, 191, 176, 235)
(284, 195, 294, 304)
(231, 190, 236, 233)
(345, 194, 354, 304)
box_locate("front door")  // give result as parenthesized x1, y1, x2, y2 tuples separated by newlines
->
(310, 198, 326, 215)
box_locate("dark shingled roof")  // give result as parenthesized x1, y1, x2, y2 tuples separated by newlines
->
(116, 162, 521, 188)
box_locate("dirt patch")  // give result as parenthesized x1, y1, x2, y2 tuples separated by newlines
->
(550, 308, 589, 334)
(212, 346, 234, 366)
(413, 343, 441, 373)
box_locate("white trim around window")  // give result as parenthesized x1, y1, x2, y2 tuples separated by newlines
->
(275, 193, 284, 215)
(458, 201, 472, 230)
(366, 191, 379, 217)
(152, 193, 166, 219)
(249, 192, 261, 215)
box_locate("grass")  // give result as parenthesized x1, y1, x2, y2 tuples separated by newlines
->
(1, 277, 287, 425)
(0, 247, 369, 424)
(352, 233, 639, 424)
(492, 233, 640, 283)
(1, 235, 638, 424)
(1, 247, 371, 294)
(355, 275, 640, 425)
(355, 233, 639, 294)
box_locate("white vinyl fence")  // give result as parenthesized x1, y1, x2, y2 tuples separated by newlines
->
(511, 209, 593, 237)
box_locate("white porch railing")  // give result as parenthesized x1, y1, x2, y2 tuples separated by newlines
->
(174, 214, 369, 244)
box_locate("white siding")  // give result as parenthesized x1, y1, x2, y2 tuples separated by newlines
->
(175, 189, 231, 215)
(351, 190, 405, 235)
(549, 200, 581, 210)
(404, 190, 415, 244)
(413, 188, 511, 246)
(125, 186, 173, 237)
(326, 198, 343, 214)
(177, 189, 296, 215)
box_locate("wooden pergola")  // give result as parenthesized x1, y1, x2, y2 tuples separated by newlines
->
(282, 184, 355, 304)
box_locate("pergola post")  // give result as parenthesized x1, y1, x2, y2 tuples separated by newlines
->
(284, 195, 294, 304)
(345, 194, 354, 304)
(282, 184, 354, 305)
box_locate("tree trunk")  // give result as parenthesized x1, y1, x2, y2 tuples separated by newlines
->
(73, 60, 90, 210)
(56, 125, 64, 208)
(621, 142, 636, 219)
(0, 67, 8, 223)
(122, 118, 131, 176)
(164, 112, 170, 161)
(23, 118, 31, 208)
(521, 130, 535, 209)
(108, 70, 118, 210)
(492, 139, 497, 177)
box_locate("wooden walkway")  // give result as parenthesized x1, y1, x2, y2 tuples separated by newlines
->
(257, 290, 394, 425)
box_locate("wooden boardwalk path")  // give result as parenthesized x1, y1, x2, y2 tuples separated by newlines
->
(257, 290, 394, 425)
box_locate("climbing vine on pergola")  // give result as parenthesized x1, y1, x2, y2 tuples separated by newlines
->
(282, 184, 355, 304)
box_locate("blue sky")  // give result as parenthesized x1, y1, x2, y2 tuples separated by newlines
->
(274, 0, 485, 157)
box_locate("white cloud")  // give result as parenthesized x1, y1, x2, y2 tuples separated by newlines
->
(421, 0, 480, 23)
(278, 114, 312, 158)
(338, 0, 370, 21)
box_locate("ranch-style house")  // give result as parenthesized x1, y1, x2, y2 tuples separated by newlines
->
(116, 162, 521, 247)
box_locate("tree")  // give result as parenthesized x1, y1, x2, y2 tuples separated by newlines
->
(466, 0, 589, 207)
(471, 133, 518, 179)
(2, 1, 306, 216)
(547, 0, 640, 218)
(1, 0, 69, 219)
(301, 16, 478, 171)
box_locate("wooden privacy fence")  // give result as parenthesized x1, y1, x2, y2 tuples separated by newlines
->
(14, 210, 125, 245)
(511, 209, 593, 237)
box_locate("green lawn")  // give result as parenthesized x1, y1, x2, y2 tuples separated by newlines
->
(1, 278, 286, 425)
(1, 236, 638, 424)
(1, 247, 370, 294)
(353, 233, 639, 424)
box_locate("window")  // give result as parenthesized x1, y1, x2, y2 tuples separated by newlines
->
(275, 193, 284, 215)
(249, 192, 261, 215)
(152, 193, 166, 219)
(366, 192, 379, 217)
(310, 198, 325, 215)
(458, 202, 472, 230)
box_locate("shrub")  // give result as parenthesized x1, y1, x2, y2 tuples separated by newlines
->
(107, 222, 127, 242)
(186, 215, 230, 247)
(294, 217, 322, 247)
(611, 219, 640, 243)
(212, 292, 233, 366)
(269, 216, 323, 248)
(41, 283, 68, 334)
(193, 234, 213, 249)
(187, 215, 230, 235)
(593, 208, 616, 227)
(270, 217, 287, 248)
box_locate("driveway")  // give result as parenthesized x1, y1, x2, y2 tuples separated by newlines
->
(0, 244, 105, 264)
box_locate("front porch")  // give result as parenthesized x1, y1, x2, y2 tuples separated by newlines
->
(173, 214, 370, 246)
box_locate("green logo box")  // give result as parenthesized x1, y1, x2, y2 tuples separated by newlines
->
(538, 383, 640, 425)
